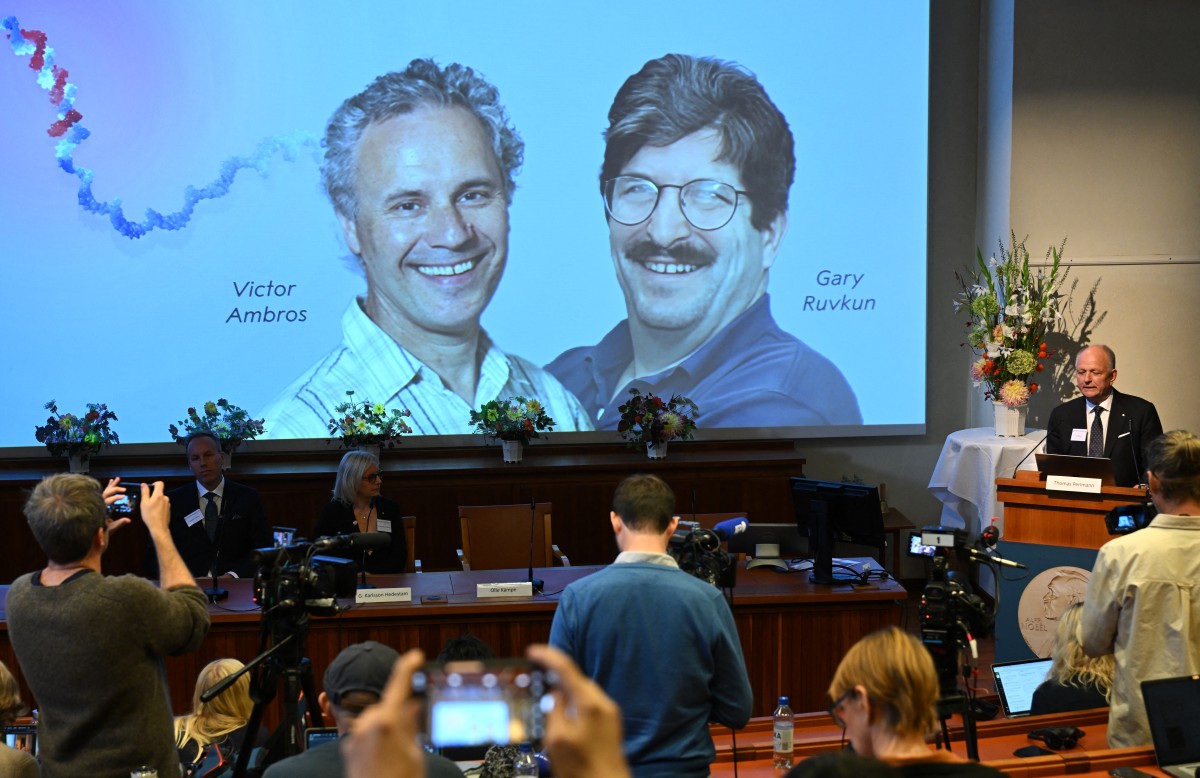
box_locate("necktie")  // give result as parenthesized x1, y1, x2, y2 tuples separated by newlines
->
(204, 491, 219, 540)
(1088, 407, 1104, 458)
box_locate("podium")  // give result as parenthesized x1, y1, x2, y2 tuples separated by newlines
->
(996, 470, 1148, 550)
(992, 470, 1148, 662)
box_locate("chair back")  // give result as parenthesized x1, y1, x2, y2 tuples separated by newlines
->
(402, 515, 417, 573)
(458, 503, 556, 571)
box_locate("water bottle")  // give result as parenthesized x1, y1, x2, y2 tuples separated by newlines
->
(513, 741, 539, 777)
(772, 695, 794, 769)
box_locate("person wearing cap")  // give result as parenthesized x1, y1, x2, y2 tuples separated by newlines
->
(263, 641, 464, 777)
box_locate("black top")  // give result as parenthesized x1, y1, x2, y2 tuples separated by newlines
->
(313, 495, 409, 574)
(1029, 678, 1108, 716)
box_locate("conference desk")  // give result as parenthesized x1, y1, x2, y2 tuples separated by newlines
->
(0, 563, 905, 722)
(709, 706, 1166, 777)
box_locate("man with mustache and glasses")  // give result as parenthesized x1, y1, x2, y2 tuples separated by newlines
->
(548, 54, 860, 430)
(260, 59, 591, 437)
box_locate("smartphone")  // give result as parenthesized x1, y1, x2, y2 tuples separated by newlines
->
(1109, 768, 1155, 778)
(304, 727, 338, 750)
(108, 482, 143, 516)
(411, 659, 554, 748)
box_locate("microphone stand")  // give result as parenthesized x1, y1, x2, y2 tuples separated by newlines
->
(528, 497, 543, 594)
(205, 507, 229, 603)
(357, 498, 377, 590)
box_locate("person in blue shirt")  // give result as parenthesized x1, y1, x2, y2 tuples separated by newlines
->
(549, 473, 753, 778)
(547, 53, 860, 430)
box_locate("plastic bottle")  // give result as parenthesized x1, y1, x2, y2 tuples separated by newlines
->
(513, 741, 539, 777)
(772, 695, 794, 769)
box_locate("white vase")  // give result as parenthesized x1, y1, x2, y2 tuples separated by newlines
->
(222, 449, 234, 471)
(67, 450, 89, 474)
(501, 439, 523, 464)
(356, 443, 382, 460)
(646, 440, 669, 459)
(993, 401, 1029, 437)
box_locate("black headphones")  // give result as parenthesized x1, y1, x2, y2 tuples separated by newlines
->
(1028, 726, 1085, 750)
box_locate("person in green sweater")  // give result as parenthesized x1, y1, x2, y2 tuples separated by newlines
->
(5, 473, 210, 778)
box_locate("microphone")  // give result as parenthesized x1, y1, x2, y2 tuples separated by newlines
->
(358, 497, 378, 590)
(528, 498, 543, 594)
(1126, 416, 1145, 488)
(712, 518, 748, 541)
(205, 506, 230, 603)
(1011, 433, 1049, 478)
(312, 531, 391, 553)
(967, 548, 1027, 570)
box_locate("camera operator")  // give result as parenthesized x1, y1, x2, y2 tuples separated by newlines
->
(340, 645, 633, 778)
(5, 475, 210, 777)
(1081, 429, 1200, 748)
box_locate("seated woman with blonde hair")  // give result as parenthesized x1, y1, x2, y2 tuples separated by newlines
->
(1030, 601, 1113, 715)
(0, 659, 39, 778)
(811, 626, 1005, 777)
(175, 658, 265, 775)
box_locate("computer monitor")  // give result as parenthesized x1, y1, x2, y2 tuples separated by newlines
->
(725, 523, 808, 571)
(791, 478, 885, 585)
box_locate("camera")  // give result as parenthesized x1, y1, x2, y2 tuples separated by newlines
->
(411, 659, 555, 748)
(107, 482, 143, 516)
(915, 527, 995, 694)
(1104, 500, 1157, 535)
(252, 542, 356, 617)
(668, 521, 735, 589)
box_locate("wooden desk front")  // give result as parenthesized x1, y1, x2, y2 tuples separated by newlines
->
(997, 471, 1148, 550)
(1, 564, 904, 721)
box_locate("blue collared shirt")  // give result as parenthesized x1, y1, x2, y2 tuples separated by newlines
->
(259, 300, 594, 438)
(546, 294, 861, 430)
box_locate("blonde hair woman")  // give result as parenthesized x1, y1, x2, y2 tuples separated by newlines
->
(1031, 602, 1113, 714)
(0, 660, 38, 778)
(175, 658, 261, 774)
(818, 627, 1004, 776)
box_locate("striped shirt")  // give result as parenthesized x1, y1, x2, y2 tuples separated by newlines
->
(259, 301, 593, 438)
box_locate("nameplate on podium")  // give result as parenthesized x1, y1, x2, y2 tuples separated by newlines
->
(1046, 475, 1102, 493)
(477, 582, 534, 598)
(354, 587, 412, 604)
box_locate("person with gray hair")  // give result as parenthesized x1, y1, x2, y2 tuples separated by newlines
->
(1046, 344, 1163, 487)
(260, 58, 591, 438)
(548, 53, 860, 430)
(1081, 430, 1200, 747)
(312, 449, 408, 573)
(5, 474, 210, 777)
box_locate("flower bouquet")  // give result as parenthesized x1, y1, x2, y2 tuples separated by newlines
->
(327, 391, 413, 450)
(170, 399, 265, 454)
(956, 234, 1067, 435)
(35, 400, 119, 471)
(469, 396, 556, 459)
(616, 388, 699, 457)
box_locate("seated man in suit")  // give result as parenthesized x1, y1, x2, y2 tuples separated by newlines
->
(145, 431, 271, 579)
(1045, 344, 1163, 487)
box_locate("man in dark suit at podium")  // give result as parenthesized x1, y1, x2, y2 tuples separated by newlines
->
(145, 431, 271, 579)
(1045, 345, 1163, 488)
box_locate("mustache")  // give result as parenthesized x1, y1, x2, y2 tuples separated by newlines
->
(624, 239, 716, 266)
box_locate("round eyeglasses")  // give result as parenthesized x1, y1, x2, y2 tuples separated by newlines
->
(602, 176, 749, 231)
(362, 472, 383, 483)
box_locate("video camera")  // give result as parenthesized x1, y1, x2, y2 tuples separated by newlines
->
(252, 542, 356, 618)
(1104, 500, 1157, 535)
(912, 527, 996, 694)
(668, 520, 735, 589)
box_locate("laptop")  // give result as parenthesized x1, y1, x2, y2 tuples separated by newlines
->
(992, 657, 1053, 718)
(1035, 452, 1116, 486)
(1142, 675, 1200, 778)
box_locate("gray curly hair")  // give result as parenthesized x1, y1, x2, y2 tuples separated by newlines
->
(322, 58, 524, 220)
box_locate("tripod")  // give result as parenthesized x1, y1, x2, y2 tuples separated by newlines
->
(204, 607, 323, 777)
(930, 642, 979, 760)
